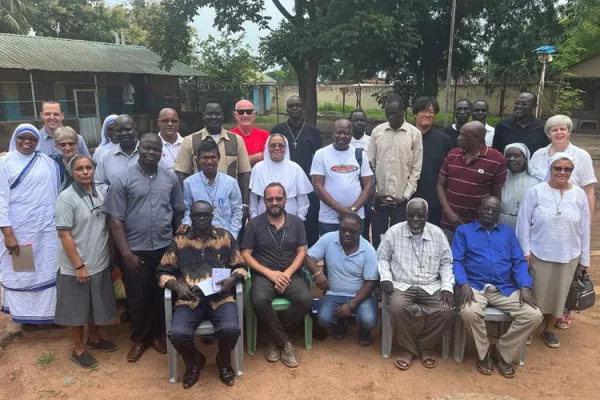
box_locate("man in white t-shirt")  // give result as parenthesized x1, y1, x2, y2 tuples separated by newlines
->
(157, 108, 184, 171)
(349, 109, 370, 151)
(310, 119, 374, 236)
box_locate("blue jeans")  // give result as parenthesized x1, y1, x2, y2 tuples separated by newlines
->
(317, 294, 378, 330)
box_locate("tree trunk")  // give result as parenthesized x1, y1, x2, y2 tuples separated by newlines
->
(293, 61, 319, 124)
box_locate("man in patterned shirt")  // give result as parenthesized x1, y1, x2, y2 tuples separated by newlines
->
(158, 200, 247, 389)
(377, 198, 455, 371)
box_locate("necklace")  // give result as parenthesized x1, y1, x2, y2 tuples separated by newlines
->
(267, 222, 287, 252)
(511, 172, 527, 208)
(286, 121, 305, 149)
(201, 173, 220, 210)
(407, 226, 425, 269)
(551, 187, 565, 216)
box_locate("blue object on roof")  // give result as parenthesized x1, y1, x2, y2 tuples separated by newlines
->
(535, 45, 556, 55)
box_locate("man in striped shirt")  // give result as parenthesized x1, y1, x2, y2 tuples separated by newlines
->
(436, 121, 507, 233)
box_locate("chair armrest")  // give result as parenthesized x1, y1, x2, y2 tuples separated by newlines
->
(165, 287, 172, 302)
(235, 282, 243, 296)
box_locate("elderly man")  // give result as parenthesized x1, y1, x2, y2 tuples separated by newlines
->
(271, 95, 323, 247)
(492, 92, 550, 154)
(33, 100, 90, 156)
(157, 108, 184, 171)
(178, 139, 243, 239)
(305, 213, 378, 346)
(241, 182, 312, 368)
(310, 119, 373, 236)
(230, 99, 270, 167)
(368, 94, 422, 248)
(437, 121, 507, 233)
(378, 198, 455, 370)
(442, 99, 472, 147)
(472, 100, 495, 146)
(453, 196, 542, 378)
(104, 133, 185, 362)
(159, 200, 247, 389)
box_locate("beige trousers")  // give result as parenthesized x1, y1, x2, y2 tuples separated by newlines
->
(459, 286, 543, 362)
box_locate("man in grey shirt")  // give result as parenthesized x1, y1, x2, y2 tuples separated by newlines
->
(104, 133, 185, 363)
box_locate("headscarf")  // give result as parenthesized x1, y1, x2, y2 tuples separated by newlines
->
(504, 143, 544, 180)
(545, 152, 575, 181)
(99, 114, 119, 146)
(249, 134, 312, 198)
(8, 123, 40, 152)
(60, 154, 97, 194)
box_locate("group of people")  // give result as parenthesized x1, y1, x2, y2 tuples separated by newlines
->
(0, 91, 592, 388)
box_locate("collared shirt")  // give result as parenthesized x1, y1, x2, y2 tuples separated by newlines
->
(492, 116, 550, 155)
(452, 221, 532, 296)
(414, 129, 452, 208)
(231, 126, 270, 156)
(367, 121, 423, 199)
(94, 142, 140, 196)
(530, 142, 597, 188)
(439, 146, 507, 231)
(484, 123, 495, 147)
(377, 222, 454, 295)
(350, 133, 371, 151)
(241, 212, 307, 273)
(174, 128, 251, 178)
(159, 132, 184, 171)
(37, 126, 90, 157)
(157, 227, 247, 309)
(103, 164, 185, 252)
(271, 120, 323, 178)
(182, 171, 243, 238)
(308, 232, 379, 297)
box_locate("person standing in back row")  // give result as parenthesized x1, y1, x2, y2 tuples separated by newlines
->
(349, 109, 373, 240)
(271, 96, 323, 247)
(368, 95, 422, 248)
(231, 99, 270, 167)
(442, 99, 472, 147)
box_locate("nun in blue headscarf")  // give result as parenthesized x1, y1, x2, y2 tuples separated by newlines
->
(92, 114, 119, 162)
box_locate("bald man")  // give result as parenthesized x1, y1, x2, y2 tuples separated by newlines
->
(230, 100, 270, 167)
(310, 119, 373, 235)
(157, 108, 184, 171)
(437, 121, 507, 233)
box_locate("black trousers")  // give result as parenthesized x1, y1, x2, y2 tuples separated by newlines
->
(372, 199, 407, 249)
(250, 273, 312, 347)
(304, 192, 320, 248)
(121, 247, 167, 344)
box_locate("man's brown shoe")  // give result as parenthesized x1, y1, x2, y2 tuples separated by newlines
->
(127, 342, 148, 362)
(151, 337, 167, 354)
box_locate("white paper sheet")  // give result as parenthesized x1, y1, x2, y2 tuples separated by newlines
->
(212, 268, 231, 291)
(195, 278, 216, 296)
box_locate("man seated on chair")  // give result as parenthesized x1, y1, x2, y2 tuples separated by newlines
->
(241, 182, 313, 369)
(157, 200, 247, 389)
(453, 196, 542, 378)
(304, 213, 379, 346)
(377, 198, 455, 370)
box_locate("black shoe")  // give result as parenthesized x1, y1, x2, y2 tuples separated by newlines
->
(182, 352, 206, 390)
(85, 338, 117, 353)
(332, 319, 348, 340)
(71, 350, 98, 369)
(358, 327, 372, 346)
(219, 366, 235, 386)
(200, 335, 216, 345)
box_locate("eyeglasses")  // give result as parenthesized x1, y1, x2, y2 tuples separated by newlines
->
(236, 109, 254, 115)
(265, 196, 284, 203)
(552, 166, 573, 173)
(57, 142, 76, 148)
(417, 110, 436, 116)
(269, 143, 285, 149)
(190, 212, 213, 219)
(16, 135, 39, 142)
(159, 119, 179, 124)
(340, 228, 359, 235)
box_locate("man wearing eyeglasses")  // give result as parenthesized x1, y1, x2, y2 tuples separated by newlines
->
(231, 100, 270, 167)
(157, 108, 184, 171)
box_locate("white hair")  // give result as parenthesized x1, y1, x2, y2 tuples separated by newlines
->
(545, 114, 573, 134)
(53, 126, 79, 145)
(406, 198, 429, 213)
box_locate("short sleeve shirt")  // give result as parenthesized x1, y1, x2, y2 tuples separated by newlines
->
(310, 144, 373, 223)
(55, 186, 109, 276)
(241, 212, 307, 272)
(492, 117, 550, 155)
(530, 143, 597, 188)
(308, 232, 379, 297)
(231, 126, 270, 156)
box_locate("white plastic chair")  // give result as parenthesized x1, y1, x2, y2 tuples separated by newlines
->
(164, 283, 244, 383)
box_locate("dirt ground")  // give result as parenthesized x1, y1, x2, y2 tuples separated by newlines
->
(2, 135, 600, 400)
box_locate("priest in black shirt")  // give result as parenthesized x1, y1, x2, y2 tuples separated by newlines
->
(271, 95, 323, 246)
(492, 92, 550, 155)
(442, 99, 472, 147)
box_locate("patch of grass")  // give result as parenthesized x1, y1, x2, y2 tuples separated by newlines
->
(36, 353, 55, 367)
(318, 103, 386, 120)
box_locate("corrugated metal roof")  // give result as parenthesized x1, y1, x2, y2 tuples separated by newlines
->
(0, 34, 204, 76)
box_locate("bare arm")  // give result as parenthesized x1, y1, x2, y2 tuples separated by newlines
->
(109, 217, 133, 258)
(176, 171, 189, 188)
(350, 281, 377, 307)
(241, 248, 275, 279)
(57, 230, 84, 267)
(238, 172, 250, 207)
(249, 152, 264, 166)
(284, 245, 308, 277)
(353, 175, 374, 209)
(436, 175, 452, 214)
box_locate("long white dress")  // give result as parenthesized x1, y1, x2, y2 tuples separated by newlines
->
(0, 151, 60, 324)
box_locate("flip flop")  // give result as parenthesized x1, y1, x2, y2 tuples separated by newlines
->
(421, 354, 437, 369)
(395, 353, 413, 370)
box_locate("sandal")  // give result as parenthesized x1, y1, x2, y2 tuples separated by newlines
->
(541, 331, 560, 348)
(395, 352, 413, 370)
(494, 347, 516, 378)
(476, 353, 493, 376)
(555, 313, 572, 330)
(421, 354, 437, 369)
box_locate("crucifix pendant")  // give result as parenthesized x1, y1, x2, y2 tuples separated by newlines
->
(293, 141, 298, 149)
(556, 211, 562, 216)
(516, 201, 520, 207)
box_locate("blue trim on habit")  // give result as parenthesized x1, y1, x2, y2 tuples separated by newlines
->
(1, 279, 56, 292)
(1, 306, 55, 324)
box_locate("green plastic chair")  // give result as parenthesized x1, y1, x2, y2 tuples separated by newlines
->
(245, 269, 313, 355)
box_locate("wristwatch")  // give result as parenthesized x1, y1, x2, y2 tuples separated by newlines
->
(350, 206, 357, 213)
(347, 300, 357, 313)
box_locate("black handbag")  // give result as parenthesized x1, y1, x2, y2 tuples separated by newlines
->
(566, 266, 595, 312)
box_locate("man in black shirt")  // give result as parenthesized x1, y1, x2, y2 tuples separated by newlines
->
(271, 95, 323, 247)
(412, 96, 452, 226)
(492, 92, 550, 155)
(241, 182, 312, 369)
(442, 99, 472, 147)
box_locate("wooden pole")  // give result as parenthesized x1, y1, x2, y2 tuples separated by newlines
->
(443, 0, 457, 127)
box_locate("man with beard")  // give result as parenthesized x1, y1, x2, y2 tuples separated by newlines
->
(492, 92, 549, 154)
(310, 119, 373, 236)
(442, 99, 472, 147)
(241, 183, 312, 368)
(231, 99, 270, 167)
(471, 100, 495, 146)
(104, 133, 185, 362)
(378, 198, 455, 370)
(157, 108, 184, 171)
(271, 95, 323, 247)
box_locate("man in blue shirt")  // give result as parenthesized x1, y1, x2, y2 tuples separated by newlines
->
(36, 101, 90, 156)
(305, 213, 379, 346)
(453, 196, 542, 378)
